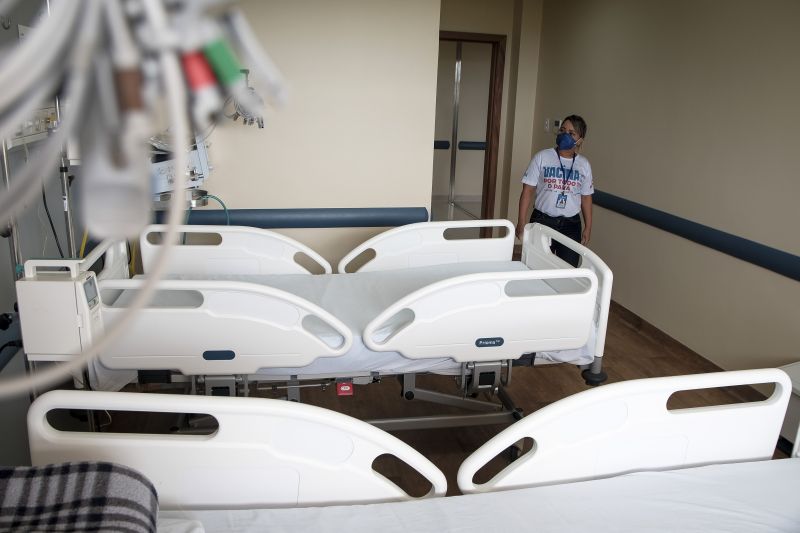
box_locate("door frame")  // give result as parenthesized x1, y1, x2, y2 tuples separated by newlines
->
(439, 31, 506, 223)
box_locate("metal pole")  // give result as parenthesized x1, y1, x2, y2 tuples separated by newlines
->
(54, 96, 77, 258)
(1, 140, 22, 279)
(448, 41, 462, 207)
(47, 0, 77, 258)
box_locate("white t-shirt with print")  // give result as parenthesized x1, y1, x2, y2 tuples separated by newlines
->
(521, 148, 594, 217)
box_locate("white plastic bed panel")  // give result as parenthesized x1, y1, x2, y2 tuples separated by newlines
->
(458, 368, 792, 494)
(98, 279, 353, 374)
(522, 223, 613, 360)
(28, 391, 447, 509)
(141, 225, 332, 275)
(365, 269, 598, 362)
(338, 219, 514, 273)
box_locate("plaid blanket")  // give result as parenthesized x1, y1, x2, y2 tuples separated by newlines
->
(0, 462, 158, 532)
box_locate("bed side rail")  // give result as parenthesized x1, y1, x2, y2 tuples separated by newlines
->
(98, 279, 352, 373)
(458, 368, 792, 493)
(141, 224, 332, 275)
(28, 390, 447, 509)
(522, 223, 613, 359)
(338, 219, 515, 273)
(363, 268, 598, 363)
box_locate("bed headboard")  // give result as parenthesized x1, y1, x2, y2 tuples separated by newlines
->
(338, 219, 515, 273)
(458, 368, 792, 493)
(28, 391, 447, 510)
(141, 225, 332, 275)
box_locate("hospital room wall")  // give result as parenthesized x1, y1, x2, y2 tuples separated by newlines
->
(202, 0, 441, 264)
(529, 0, 800, 369)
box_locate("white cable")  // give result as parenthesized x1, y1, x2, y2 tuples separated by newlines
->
(224, 9, 287, 107)
(0, 0, 82, 111)
(103, 0, 140, 68)
(0, 0, 189, 398)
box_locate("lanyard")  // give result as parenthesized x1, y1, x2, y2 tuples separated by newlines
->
(555, 148, 576, 191)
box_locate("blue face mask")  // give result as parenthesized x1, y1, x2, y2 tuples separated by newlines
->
(556, 132, 577, 151)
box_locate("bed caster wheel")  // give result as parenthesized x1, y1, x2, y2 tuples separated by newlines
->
(404, 391, 414, 400)
(582, 369, 608, 387)
(512, 408, 523, 421)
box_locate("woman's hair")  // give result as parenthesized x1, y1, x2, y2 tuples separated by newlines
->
(562, 114, 587, 139)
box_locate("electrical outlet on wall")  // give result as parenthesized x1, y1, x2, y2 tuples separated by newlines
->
(553, 119, 562, 131)
(544, 119, 550, 132)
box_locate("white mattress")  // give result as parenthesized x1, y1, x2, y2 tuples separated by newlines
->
(92, 261, 596, 388)
(157, 458, 800, 533)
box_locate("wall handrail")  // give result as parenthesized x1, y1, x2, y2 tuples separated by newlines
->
(155, 207, 429, 229)
(593, 190, 800, 282)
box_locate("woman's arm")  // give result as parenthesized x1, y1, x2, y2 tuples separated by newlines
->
(516, 184, 536, 240)
(580, 194, 593, 245)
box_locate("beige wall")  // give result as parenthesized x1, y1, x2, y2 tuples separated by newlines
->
(532, 0, 800, 369)
(204, 0, 441, 264)
(503, 0, 544, 227)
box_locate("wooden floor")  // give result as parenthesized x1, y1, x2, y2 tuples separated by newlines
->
(105, 301, 781, 497)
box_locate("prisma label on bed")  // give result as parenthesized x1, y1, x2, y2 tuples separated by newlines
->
(475, 337, 504, 348)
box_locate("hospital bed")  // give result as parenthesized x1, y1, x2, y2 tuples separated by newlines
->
(16, 219, 612, 426)
(25, 369, 800, 532)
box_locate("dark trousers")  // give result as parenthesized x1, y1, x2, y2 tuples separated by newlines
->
(530, 209, 582, 267)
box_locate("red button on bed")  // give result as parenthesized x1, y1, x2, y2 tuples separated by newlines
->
(337, 381, 354, 396)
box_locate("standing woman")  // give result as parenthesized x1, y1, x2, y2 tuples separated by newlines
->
(515, 114, 593, 267)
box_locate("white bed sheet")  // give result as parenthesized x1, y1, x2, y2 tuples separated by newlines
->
(94, 261, 596, 388)
(157, 458, 800, 533)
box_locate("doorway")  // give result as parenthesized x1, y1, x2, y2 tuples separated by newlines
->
(431, 32, 506, 225)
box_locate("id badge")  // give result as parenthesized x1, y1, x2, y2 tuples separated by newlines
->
(555, 193, 567, 209)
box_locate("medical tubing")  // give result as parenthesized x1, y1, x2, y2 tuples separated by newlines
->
(224, 9, 287, 106)
(103, 0, 140, 69)
(79, 231, 89, 258)
(203, 38, 244, 87)
(0, 3, 98, 226)
(41, 186, 64, 258)
(0, 0, 82, 111)
(0, 0, 189, 399)
(201, 194, 230, 225)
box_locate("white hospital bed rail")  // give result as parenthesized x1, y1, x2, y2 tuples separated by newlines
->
(338, 219, 514, 273)
(28, 390, 447, 509)
(141, 224, 332, 275)
(365, 268, 597, 362)
(99, 279, 352, 373)
(522, 223, 613, 381)
(458, 368, 791, 493)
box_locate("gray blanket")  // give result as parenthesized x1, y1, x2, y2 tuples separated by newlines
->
(0, 462, 158, 532)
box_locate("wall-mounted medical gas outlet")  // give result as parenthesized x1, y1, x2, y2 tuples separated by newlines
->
(7, 107, 57, 149)
(8, 25, 58, 149)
